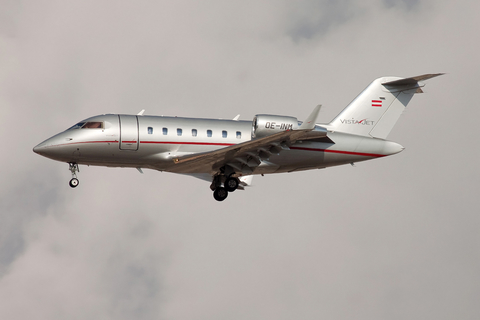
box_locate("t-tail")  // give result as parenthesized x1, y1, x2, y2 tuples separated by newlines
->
(328, 74, 443, 139)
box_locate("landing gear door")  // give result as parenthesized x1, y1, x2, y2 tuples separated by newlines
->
(119, 115, 139, 150)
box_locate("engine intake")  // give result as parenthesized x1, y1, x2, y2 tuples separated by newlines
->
(252, 115, 299, 139)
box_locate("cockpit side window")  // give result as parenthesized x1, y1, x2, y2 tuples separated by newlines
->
(82, 122, 104, 129)
(68, 121, 104, 130)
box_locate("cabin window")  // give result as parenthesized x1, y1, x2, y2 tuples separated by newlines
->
(236, 131, 241, 139)
(147, 127, 153, 134)
(177, 128, 182, 136)
(163, 127, 168, 135)
(207, 130, 212, 137)
(222, 130, 227, 138)
(192, 129, 197, 137)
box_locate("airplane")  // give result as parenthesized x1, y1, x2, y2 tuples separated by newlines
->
(33, 74, 442, 201)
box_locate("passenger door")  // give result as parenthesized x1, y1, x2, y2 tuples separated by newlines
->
(119, 115, 139, 150)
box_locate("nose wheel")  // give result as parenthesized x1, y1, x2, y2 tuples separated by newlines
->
(69, 178, 79, 188)
(68, 162, 80, 188)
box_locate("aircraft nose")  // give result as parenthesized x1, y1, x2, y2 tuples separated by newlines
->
(33, 142, 47, 155)
(33, 134, 76, 162)
(33, 137, 57, 157)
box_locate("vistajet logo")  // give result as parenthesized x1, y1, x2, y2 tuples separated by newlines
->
(339, 118, 375, 125)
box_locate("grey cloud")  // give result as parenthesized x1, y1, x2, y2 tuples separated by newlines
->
(284, 0, 422, 43)
(285, 0, 360, 42)
(0, 168, 64, 274)
(1, 1, 480, 319)
(0, 0, 22, 37)
(383, 0, 420, 10)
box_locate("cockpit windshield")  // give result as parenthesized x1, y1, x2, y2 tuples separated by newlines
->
(67, 122, 85, 130)
(66, 122, 104, 130)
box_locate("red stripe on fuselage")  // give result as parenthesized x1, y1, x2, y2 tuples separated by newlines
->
(50, 141, 385, 158)
(140, 141, 234, 147)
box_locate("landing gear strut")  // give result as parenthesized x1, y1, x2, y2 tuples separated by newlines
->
(68, 162, 80, 188)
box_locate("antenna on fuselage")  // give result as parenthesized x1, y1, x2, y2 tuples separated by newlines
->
(137, 109, 145, 116)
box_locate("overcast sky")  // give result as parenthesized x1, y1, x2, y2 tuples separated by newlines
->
(1, 0, 479, 319)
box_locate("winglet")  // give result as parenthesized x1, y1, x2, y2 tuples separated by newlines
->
(299, 105, 321, 130)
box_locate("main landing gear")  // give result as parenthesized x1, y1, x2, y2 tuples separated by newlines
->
(224, 177, 239, 192)
(213, 187, 228, 201)
(211, 175, 240, 201)
(68, 162, 80, 188)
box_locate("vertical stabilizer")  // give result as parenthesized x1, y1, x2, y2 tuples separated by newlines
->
(328, 74, 443, 139)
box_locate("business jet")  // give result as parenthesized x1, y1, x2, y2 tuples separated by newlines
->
(33, 74, 442, 201)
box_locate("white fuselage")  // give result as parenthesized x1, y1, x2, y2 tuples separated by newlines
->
(33, 114, 403, 176)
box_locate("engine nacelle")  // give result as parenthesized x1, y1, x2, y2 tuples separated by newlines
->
(252, 114, 299, 139)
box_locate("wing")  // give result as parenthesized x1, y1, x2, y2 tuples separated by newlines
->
(171, 106, 330, 175)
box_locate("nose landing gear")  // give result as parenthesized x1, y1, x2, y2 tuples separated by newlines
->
(68, 162, 80, 188)
(69, 178, 79, 188)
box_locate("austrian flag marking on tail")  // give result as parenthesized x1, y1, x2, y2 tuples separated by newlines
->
(371, 100, 383, 107)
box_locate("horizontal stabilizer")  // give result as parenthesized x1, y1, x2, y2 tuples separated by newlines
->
(382, 73, 444, 87)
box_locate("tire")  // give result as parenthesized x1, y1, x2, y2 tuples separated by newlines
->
(213, 187, 228, 201)
(224, 177, 239, 192)
(69, 178, 79, 188)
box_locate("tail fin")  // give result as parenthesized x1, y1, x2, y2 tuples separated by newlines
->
(328, 74, 443, 139)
